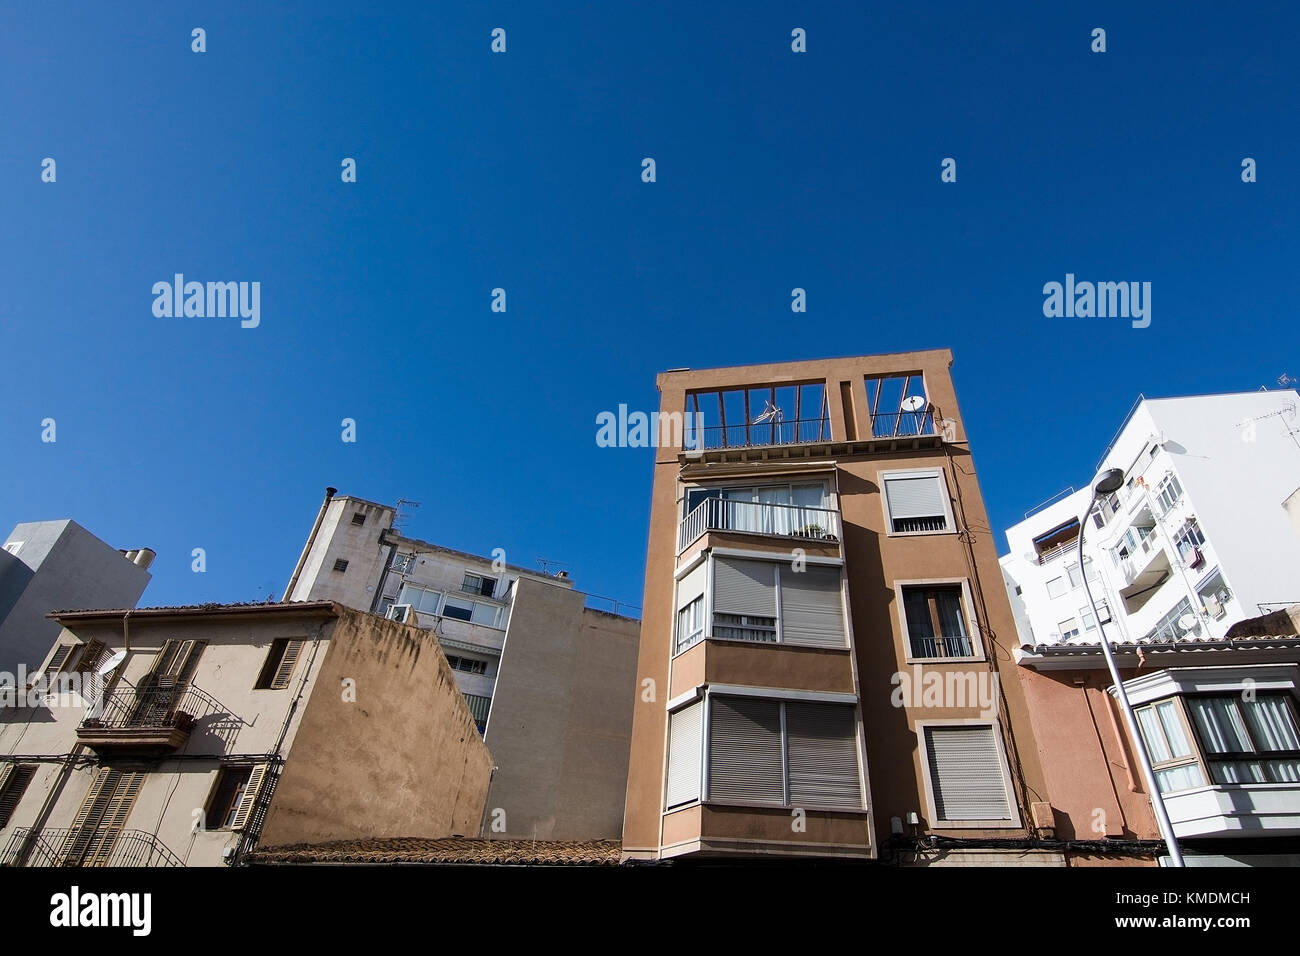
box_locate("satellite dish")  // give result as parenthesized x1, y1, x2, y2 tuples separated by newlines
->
(1176, 614, 1198, 632)
(901, 395, 926, 412)
(96, 650, 127, 676)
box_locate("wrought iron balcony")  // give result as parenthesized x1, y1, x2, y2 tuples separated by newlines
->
(679, 497, 841, 551)
(76, 680, 223, 755)
(1, 826, 184, 867)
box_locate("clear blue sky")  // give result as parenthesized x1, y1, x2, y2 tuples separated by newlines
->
(2, 2, 1297, 612)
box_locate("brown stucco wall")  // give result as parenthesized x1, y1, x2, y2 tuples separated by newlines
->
(260, 607, 491, 846)
(483, 578, 640, 840)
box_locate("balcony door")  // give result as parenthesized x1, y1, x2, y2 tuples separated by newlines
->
(694, 483, 827, 536)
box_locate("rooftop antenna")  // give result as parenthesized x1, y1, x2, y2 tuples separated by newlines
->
(752, 399, 783, 426)
(536, 557, 569, 577)
(393, 498, 421, 533)
(1279, 373, 1298, 388)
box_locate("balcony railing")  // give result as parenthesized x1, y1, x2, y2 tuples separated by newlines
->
(87, 680, 222, 730)
(1035, 539, 1080, 565)
(678, 498, 841, 551)
(697, 417, 832, 449)
(867, 408, 938, 439)
(1, 827, 184, 868)
(909, 635, 975, 659)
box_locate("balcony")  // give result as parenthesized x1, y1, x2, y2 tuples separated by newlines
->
(76, 680, 222, 755)
(1, 827, 184, 867)
(678, 497, 842, 552)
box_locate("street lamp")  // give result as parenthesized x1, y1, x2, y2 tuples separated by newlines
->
(1079, 467, 1186, 867)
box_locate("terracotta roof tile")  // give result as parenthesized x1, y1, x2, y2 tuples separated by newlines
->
(246, 837, 622, 866)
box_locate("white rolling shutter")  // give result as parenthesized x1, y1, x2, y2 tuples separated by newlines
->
(709, 697, 784, 804)
(885, 475, 947, 523)
(780, 565, 846, 647)
(786, 703, 862, 809)
(713, 559, 776, 617)
(665, 703, 703, 808)
(925, 725, 1013, 821)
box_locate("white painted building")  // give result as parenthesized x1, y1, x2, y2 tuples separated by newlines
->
(1001, 390, 1300, 651)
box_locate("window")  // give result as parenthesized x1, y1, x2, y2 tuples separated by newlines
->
(333, 558, 349, 573)
(882, 471, 952, 534)
(391, 553, 415, 574)
(445, 655, 488, 675)
(255, 639, 305, 690)
(3, 541, 22, 555)
(1186, 695, 1300, 786)
(1046, 577, 1066, 599)
(462, 572, 497, 598)
(1154, 474, 1184, 514)
(463, 693, 491, 733)
(901, 584, 975, 658)
(206, 767, 254, 829)
(351, 513, 366, 526)
(1174, 518, 1206, 564)
(226, 765, 269, 831)
(705, 697, 862, 809)
(1135, 699, 1208, 793)
(685, 483, 831, 537)
(130, 639, 206, 724)
(920, 724, 1016, 826)
(1197, 572, 1232, 620)
(1058, 617, 1081, 641)
(709, 557, 846, 649)
(0, 765, 35, 828)
(58, 768, 144, 866)
(1080, 606, 1097, 631)
(665, 702, 703, 808)
(441, 596, 503, 626)
(397, 584, 441, 614)
(676, 596, 705, 653)
(1142, 597, 1196, 643)
(1066, 564, 1083, 589)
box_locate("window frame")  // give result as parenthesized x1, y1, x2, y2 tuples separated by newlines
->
(916, 718, 1022, 829)
(701, 552, 848, 652)
(894, 578, 984, 663)
(205, 765, 255, 830)
(879, 468, 957, 537)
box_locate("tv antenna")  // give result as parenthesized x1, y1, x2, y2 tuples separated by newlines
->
(751, 400, 783, 426)
(537, 557, 569, 577)
(393, 498, 422, 533)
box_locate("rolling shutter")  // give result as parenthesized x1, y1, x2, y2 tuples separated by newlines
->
(885, 475, 947, 521)
(709, 697, 784, 804)
(270, 640, 304, 690)
(665, 703, 703, 808)
(228, 763, 270, 831)
(0, 765, 35, 828)
(780, 565, 846, 647)
(713, 559, 776, 617)
(786, 703, 861, 809)
(925, 725, 1013, 821)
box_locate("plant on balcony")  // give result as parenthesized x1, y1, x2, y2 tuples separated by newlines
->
(796, 523, 826, 537)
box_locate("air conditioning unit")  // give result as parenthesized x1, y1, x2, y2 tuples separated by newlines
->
(388, 604, 413, 623)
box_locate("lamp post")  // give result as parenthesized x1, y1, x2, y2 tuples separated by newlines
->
(1079, 468, 1186, 867)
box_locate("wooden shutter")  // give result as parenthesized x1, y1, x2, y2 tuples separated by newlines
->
(885, 475, 947, 521)
(59, 770, 132, 868)
(228, 763, 269, 831)
(786, 703, 861, 809)
(780, 565, 846, 647)
(665, 703, 703, 808)
(156, 640, 206, 681)
(72, 639, 107, 673)
(270, 640, 304, 690)
(0, 765, 35, 828)
(925, 725, 1013, 821)
(713, 559, 776, 617)
(45, 644, 74, 674)
(708, 697, 784, 804)
(83, 772, 144, 866)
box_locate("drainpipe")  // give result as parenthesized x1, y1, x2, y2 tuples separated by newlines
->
(284, 488, 336, 602)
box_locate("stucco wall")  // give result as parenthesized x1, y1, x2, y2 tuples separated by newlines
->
(259, 607, 492, 846)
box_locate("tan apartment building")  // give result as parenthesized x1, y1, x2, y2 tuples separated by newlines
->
(0, 602, 490, 867)
(283, 490, 641, 841)
(623, 351, 1059, 863)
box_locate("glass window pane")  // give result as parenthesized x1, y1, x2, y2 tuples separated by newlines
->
(1240, 697, 1300, 752)
(1188, 697, 1251, 754)
(1155, 762, 1207, 793)
(1156, 700, 1195, 758)
(1137, 707, 1172, 763)
(1210, 760, 1267, 785)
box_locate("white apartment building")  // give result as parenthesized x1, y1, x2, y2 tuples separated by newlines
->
(1001, 390, 1300, 651)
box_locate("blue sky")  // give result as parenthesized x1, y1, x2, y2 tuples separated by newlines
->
(2, 1, 1297, 612)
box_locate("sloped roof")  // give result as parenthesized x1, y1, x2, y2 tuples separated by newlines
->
(246, 837, 623, 866)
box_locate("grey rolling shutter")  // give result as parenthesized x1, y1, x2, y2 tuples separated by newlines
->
(886, 476, 947, 521)
(713, 559, 776, 616)
(780, 566, 847, 647)
(786, 703, 861, 809)
(666, 703, 703, 808)
(709, 697, 784, 804)
(925, 725, 1012, 821)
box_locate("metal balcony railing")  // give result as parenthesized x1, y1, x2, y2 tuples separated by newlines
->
(697, 417, 832, 449)
(1, 827, 184, 867)
(678, 498, 841, 551)
(909, 635, 975, 659)
(84, 680, 223, 731)
(867, 408, 938, 439)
